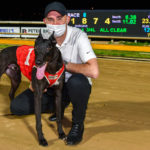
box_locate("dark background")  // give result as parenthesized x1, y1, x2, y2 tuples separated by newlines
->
(0, 0, 149, 21)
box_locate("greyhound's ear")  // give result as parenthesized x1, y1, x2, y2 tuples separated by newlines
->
(49, 31, 57, 45)
(49, 31, 55, 40)
(35, 29, 43, 43)
(38, 29, 43, 39)
(51, 31, 55, 38)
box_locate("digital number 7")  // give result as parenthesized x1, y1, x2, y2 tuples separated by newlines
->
(93, 18, 98, 24)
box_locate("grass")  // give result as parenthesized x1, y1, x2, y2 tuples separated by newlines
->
(94, 49, 150, 59)
(0, 44, 13, 49)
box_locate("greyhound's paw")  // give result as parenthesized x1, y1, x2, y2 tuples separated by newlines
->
(39, 138, 48, 146)
(59, 132, 66, 140)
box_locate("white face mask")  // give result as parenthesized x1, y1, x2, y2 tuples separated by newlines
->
(46, 24, 66, 37)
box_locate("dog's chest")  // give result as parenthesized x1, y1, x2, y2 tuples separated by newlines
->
(37, 64, 64, 87)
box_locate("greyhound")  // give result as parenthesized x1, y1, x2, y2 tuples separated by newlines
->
(0, 32, 66, 146)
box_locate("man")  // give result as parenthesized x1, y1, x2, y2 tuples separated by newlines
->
(11, 1, 99, 145)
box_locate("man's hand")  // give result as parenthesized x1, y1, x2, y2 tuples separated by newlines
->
(29, 82, 34, 91)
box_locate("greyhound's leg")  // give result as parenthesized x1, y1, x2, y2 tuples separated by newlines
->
(34, 90, 48, 146)
(55, 87, 66, 139)
(5, 64, 21, 100)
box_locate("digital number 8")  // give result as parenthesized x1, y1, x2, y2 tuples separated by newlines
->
(82, 18, 87, 24)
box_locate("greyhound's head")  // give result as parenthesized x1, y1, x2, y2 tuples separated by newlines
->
(34, 31, 57, 66)
(34, 31, 57, 80)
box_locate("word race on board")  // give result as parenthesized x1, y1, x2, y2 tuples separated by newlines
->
(67, 10, 150, 38)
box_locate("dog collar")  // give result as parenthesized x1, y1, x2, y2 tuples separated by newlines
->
(44, 64, 65, 87)
(33, 64, 65, 87)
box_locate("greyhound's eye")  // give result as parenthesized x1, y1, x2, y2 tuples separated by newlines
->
(47, 48, 51, 51)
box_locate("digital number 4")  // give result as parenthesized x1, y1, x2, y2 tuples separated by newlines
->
(105, 18, 110, 24)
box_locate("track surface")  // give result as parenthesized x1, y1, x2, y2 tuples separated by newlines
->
(0, 58, 150, 150)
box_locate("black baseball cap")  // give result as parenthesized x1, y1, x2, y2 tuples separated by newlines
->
(44, 1, 67, 17)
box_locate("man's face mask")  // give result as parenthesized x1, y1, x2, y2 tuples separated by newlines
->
(46, 24, 66, 37)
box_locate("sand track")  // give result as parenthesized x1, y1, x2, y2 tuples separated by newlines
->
(0, 58, 150, 150)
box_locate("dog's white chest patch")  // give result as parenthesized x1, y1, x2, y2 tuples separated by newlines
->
(53, 80, 60, 86)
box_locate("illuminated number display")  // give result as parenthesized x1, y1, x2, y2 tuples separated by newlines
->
(67, 10, 150, 37)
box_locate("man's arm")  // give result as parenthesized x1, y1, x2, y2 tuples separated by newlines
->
(66, 58, 99, 79)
